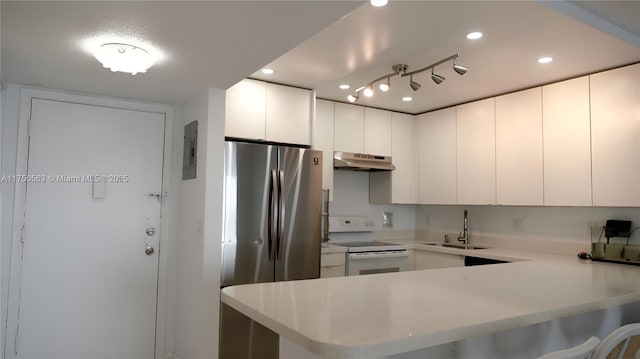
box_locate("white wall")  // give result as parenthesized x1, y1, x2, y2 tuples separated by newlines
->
(169, 87, 224, 359)
(331, 170, 416, 230)
(415, 205, 640, 243)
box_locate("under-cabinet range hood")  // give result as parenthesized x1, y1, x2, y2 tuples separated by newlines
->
(334, 151, 395, 171)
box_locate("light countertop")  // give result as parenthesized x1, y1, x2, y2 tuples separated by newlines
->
(221, 241, 640, 358)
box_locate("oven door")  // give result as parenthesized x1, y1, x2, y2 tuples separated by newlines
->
(346, 250, 410, 276)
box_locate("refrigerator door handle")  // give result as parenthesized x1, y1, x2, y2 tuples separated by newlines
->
(277, 170, 285, 260)
(268, 169, 277, 261)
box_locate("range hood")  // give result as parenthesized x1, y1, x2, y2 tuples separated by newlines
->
(334, 151, 395, 171)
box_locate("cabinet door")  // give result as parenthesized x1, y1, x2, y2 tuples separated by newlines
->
(334, 103, 364, 153)
(543, 76, 592, 206)
(417, 108, 457, 204)
(590, 64, 640, 206)
(314, 99, 334, 201)
(456, 98, 496, 205)
(391, 113, 416, 203)
(495, 88, 543, 205)
(265, 83, 312, 145)
(414, 250, 464, 270)
(364, 108, 392, 156)
(225, 79, 266, 140)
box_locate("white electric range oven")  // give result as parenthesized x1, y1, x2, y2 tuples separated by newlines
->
(329, 216, 410, 276)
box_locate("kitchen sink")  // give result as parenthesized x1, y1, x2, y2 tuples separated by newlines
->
(422, 243, 488, 250)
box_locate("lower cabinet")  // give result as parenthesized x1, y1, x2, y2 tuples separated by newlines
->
(320, 251, 346, 278)
(413, 249, 464, 270)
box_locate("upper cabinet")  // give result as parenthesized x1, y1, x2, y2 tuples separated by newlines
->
(334, 103, 364, 153)
(590, 63, 640, 207)
(542, 76, 592, 206)
(417, 108, 457, 204)
(456, 98, 496, 205)
(370, 112, 417, 204)
(364, 108, 392, 156)
(225, 79, 312, 145)
(495, 88, 543, 205)
(314, 99, 335, 200)
(225, 79, 266, 140)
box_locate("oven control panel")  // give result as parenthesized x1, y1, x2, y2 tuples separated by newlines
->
(329, 216, 373, 233)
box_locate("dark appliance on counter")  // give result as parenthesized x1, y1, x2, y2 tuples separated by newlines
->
(591, 219, 640, 266)
(219, 139, 323, 359)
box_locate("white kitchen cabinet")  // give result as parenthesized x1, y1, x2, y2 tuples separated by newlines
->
(364, 108, 392, 156)
(265, 83, 312, 145)
(495, 88, 543, 205)
(334, 102, 364, 153)
(314, 99, 335, 201)
(225, 79, 312, 145)
(413, 249, 464, 270)
(225, 79, 266, 140)
(417, 108, 457, 204)
(320, 251, 346, 278)
(543, 76, 592, 206)
(456, 98, 496, 205)
(590, 63, 640, 207)
(370, 113, 417, 204)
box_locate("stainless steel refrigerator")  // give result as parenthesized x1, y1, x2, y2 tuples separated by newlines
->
(219, 139, 322, 359)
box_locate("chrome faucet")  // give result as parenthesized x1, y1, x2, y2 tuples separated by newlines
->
(457, 210, 469, 245)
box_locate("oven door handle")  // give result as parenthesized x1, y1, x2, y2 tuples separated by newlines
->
(349, 252, 409, 260)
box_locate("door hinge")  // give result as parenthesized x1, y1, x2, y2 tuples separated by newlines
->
(27, 120, 32, 137)
(14, 331, 19, 355)
(20, 224, 26, 244)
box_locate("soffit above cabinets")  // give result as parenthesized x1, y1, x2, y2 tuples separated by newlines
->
(251, 1, 640, 114)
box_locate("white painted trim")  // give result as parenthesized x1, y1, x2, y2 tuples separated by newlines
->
(4, 85, 175, 359)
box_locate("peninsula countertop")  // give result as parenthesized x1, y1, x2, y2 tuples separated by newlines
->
(220, 245, 640, 359)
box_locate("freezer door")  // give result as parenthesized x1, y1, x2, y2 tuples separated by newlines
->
(275, 147, 322, 281)
(219, 303, 278, 359)
(221, 141, 276, 287)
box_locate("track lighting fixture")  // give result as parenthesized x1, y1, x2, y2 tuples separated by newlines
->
(344, 54, 469, 102)
(409, 75, 421, 91)
(431, 69, 445, 84)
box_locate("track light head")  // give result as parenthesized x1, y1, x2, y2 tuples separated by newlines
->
(409, 75, 421, 91)
(431, 69, 445, 84)
(347, 93, 359, 103)
(379, 78, 390, 92)
(363, 86, 374, 97)
(453, 64, 469, 75)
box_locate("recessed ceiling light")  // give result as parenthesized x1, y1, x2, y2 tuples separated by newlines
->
(538, 56, 553, 64)
(93, 43, 154, 75)
(370, 0, 388, 7)
(402, 96, 412, 102)
(261, 68, 275, 75)
(339, 84, 350, 90)
(466, 32, 483, 40)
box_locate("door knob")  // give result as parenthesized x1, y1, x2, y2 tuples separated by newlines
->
(145, 246, 155, 255)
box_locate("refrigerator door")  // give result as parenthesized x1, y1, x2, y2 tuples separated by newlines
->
(275, 147, 322, 281)
(221, 141, 277, 287)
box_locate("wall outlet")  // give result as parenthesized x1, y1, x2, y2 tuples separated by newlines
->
(513, 217, 526, 232)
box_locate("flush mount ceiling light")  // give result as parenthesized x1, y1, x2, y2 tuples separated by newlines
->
(402, 96, 412, 102)
(93, 43, 154, 75)
(538, 56, 553, 64)
(261, 68, 275, 75)
(466, 32, 483, 40)
(345, 54, 469, 103)
(370, 0, 388, 7)
(339, 84, 350, 90)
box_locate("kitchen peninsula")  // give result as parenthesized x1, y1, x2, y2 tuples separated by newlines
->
(221, 246, 640, 359)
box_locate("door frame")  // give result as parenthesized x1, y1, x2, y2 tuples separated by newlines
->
(4, 86, 175, 359)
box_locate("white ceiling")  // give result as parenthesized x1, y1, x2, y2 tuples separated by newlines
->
(1, 1, 360, 105)
(2, 1, 638, 113)
(252, 1, 640, 114)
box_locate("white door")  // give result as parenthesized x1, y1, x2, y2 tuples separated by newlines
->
(14, 99, 165, 358)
